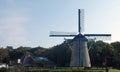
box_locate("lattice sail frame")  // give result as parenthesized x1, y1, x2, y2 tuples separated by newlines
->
(50, 31, 77, 37)
(84, 34, 111, 41)
(79, 9, 84, 33)
(50, 31, 111, 41)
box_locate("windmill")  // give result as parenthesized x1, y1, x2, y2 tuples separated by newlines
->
(49, 9, 111, 67)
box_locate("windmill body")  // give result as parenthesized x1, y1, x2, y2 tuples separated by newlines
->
(49, 9, 111, 67)
(70, 34, 91, 67)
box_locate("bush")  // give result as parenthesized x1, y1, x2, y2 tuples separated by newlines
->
(0, 68, 8, 72)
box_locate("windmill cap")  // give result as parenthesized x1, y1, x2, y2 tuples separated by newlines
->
(73, 34, 87, 41)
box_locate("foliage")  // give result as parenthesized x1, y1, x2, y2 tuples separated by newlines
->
(42, 41, 71, 67)
(29, 46, 46, 56)
(89, 41, 115, 67)
(0, 48, 9, 63)
(0, 41, 120, 69)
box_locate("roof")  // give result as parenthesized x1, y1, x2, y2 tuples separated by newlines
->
(36, 57, 48, 61)
(73, 34, 87, 41)
(21, 52, 36, 66)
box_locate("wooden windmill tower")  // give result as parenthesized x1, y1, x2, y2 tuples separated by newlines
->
(49, 9, 111, 67)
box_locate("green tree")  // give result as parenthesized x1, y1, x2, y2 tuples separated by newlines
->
(42, 41, 71, 67)
(89, 41, 114, 67)
(15, 46, 31, 59)
(0, 48, 8, 63)
(30, 46, 46, 56)
(111, 42, 120, 68)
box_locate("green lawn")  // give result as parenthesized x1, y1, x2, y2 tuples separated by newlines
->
(109, 69, 120, 72)
(1, 67, 120, 72)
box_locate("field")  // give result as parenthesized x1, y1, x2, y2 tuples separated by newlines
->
(0, 67, 120, 72)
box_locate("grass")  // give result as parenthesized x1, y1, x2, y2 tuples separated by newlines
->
(109, 69, 120, 72)
(17, 67, 105, 72)
(1, 67, 120, 72)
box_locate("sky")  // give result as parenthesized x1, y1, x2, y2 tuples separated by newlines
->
(0, 0, 120, 48)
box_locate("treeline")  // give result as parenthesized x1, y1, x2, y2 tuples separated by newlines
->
(0, 41, 120, 68)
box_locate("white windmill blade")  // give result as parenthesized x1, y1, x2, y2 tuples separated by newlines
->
(49, 31, 77, 37)
(84, 34, 111, 41)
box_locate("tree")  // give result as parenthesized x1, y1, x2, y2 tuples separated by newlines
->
(111, 42, 120, 68)
(0, 48, 8, 63)
(42, 41, 71, 67)
(89, 41, 114, 67)
(30, 46, 46, 56)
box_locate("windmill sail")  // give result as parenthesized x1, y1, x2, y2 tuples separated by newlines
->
(84, 34, 111, 40)
(78, 9, 84, 33)
(50, 31, 77, 37)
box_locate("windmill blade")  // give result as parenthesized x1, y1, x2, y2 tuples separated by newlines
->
(78, 9, 84, 33)
(50, 31, 77, 37)
(84, 34, 111, 41)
